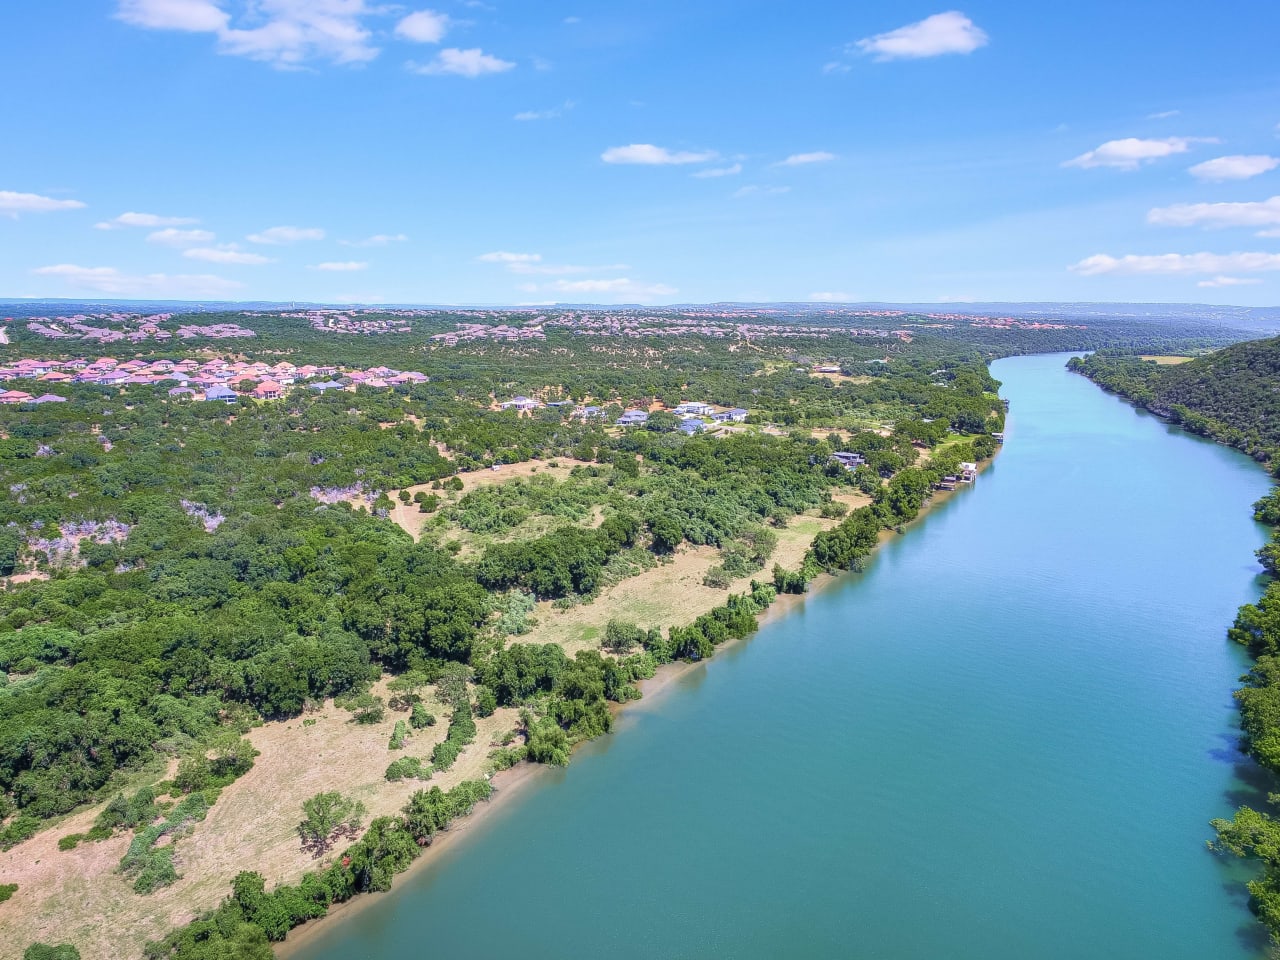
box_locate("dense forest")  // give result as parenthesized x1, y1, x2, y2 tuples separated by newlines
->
(0, 308, 1255, 956)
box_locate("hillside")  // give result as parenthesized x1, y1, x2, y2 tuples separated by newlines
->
(1070, 337, 1280, 463)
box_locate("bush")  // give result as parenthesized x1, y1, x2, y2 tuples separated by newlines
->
(0, 882, 16, 902)
(58, 834, 84, 851)
(389, 720, 409, 750)
(487, 746, 526, 771)
(385, 757, 431, 782)
(409, 703, 436, 729)
(474, 686, 497, 718)
(337, 693, 385, 725)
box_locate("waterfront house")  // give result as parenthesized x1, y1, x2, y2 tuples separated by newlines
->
(959, 462, 978, 483)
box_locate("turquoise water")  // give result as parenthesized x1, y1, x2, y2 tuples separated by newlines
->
(294, 353, 1274, 959)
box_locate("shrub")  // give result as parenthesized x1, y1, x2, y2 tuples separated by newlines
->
(24, 945, 80, 960)
(385, 757, 431, 782)
(0, 883, 16, 902)
(297, 792, 365, 854)
(409, 703, 436, 729)
(57, 834, 84, 851)
(388, 720, 409, 750)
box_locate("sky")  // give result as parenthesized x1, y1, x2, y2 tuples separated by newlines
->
(2, 1, 1279, 307)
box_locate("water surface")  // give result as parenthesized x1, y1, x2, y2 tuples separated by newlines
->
(295, 352, 1273, 959)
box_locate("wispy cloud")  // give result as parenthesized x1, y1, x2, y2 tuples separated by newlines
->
(602, 144, 717, 165)
(808, 291, 855, 302)
(1188, 155, 1279, 182)
(515, 100, 576, 121)
(1147, 109, 1180, 120)
(247, 225, 326, 245)
(854, 11, 988, 61)
(478, 251, 541, 263)
(147, 228, 215, 247)
(118, 0, 386, 68)
(411, 48, 515, 77)
(778, 151, 835, 166)
(95, 211, 196, 229)
(1197, 275, 1263, 288)
(184, 245, 274, 265)
(1064, 136, 1215, 170)
(1147, 196, 1280, 230)
(310, 260, 369, 272)
(32, 262, 241, 296)
(340, 233, 409, 247)
(1070, 251, 1280, 276)
(693, 163, 743, 178)
(0, 191, 86, 216)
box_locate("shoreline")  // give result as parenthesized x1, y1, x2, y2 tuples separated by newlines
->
(271, 439, 1002, 957)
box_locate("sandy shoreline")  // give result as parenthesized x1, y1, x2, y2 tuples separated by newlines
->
(269, 445, 1001, 956)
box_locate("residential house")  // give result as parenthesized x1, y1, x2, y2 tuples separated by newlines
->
(713, 407, 749, 422)
(616, 409, 649, 426)
(203, 385, 237, 404)
(308, 380, 346, 393)
(672, 401, 715, 416)
(32, 394, 67, 404)
(252, 380, 284, 400)
(679, 418, 705, 435)
(500, 396, 542, 412)
(830, 451, 866, 470)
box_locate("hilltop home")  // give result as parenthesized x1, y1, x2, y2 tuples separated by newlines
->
(713, 407, 749, 423)
(616, 409, 649, 426)
(830, 451, 866, 470)
(500, 395, 543, 412)
(673, 401, 715, 416)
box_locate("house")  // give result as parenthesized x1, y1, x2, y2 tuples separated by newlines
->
(679, 418, 705, 435)
(308, 380, 346, 393)
(500, 396, 542, 412)
(713, 407, 749, 423)
(813, 364, 842, 374)
(32, 393, 67, 404)
(203, 385, 237, 404)
(830, 451, 866, 470)
(252, 380, 284, 400)
(168, 387, 197, 398)
(959, 461, 978, 483)
(992, 432, 1005, 445)
(574, 405, 604, 420)
(672, 401, 715, 416)
(0, 390, 33, 404)
(616, 409, 649, 426)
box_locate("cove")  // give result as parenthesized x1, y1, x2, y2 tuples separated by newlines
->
(291, 353, 1274, 960)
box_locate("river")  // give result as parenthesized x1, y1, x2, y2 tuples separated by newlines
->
(292, 352, 1274, 959)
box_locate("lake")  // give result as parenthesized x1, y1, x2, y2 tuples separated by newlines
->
(292, 352, 1274, 959)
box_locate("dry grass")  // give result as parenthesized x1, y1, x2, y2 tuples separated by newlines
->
(0, 680, 520, 960)
(1139, 355, 1193, 365)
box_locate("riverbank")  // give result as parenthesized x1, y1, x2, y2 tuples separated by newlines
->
(270, 447, 996, 956)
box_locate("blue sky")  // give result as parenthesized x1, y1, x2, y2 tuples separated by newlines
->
(2, 1, 1279, 306)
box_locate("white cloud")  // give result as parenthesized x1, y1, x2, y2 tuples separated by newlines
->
(514, 100, 575, 121)
(808, 292, 855, 302)
(116, 0, 228, 32)
(854, 11, 988, 61)
(778, 151, 835, 166)
(478, 251, 541, 263)
(1197, 275, 1263, 288)
(412, 48, 515, 77)
(732, 185, 791, 198)
(184, 245, 274, 265)
(310, 261, 368, 271)
(1147, 110, 1180, 120)
(1260, 228, 1280, 239)
(1188, 155, 1280, 182)
(1147, 196, 1280, 230)
(693, 163, 743, 178)
(147, 228, 216, 247)
(340, 233, 408, 247)
(32, 263, 241, 296)
(1070, 251, 1280, 276)
(118, 0, 381, 68)
(601, 144, 717, 165)
(395, 10, 449, 43)
(247, 225, 326, 245)
(509, 262, 626, 276)
(1064, 136, 1213, 171)
(822, 61, 851, 75)
(564, 16, 580, 24)
(0, 191, 86, 216)
(96, 211, 198, 229)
